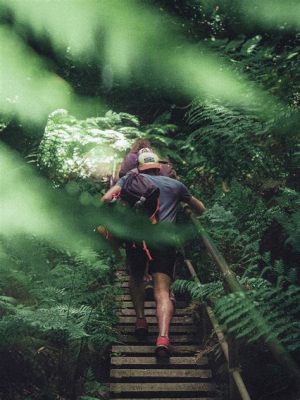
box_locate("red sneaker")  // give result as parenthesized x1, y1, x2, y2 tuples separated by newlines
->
(135, 317, 148, 337)
(155, 336, 171, 358)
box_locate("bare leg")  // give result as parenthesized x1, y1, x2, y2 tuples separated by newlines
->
(153, 272, 174, 337)
(129, 274, 145, 319)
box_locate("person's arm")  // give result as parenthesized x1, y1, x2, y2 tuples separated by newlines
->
(99, 184, 123, 260)
(178, 182, 206, 215)
(101, 184, 122, 203)
(96, 225, 123, 260)
(186, 196, 206, 215)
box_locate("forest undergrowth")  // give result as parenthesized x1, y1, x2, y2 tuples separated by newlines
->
(0, 1, 299, 400)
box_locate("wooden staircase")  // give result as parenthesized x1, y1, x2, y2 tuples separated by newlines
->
(109, 269, 218, 399)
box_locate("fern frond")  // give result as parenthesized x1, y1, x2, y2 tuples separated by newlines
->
(172, 279, 224, 301)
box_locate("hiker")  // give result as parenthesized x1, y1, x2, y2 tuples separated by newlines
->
(101, 150, 205, 357)
(118, 138, 152, 178)
(117, 138, 177, 180)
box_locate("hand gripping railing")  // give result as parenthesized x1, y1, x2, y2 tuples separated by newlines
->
(183, 206, 300, 396)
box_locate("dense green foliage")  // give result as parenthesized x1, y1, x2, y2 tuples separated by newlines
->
(170, 13, 300, 398)
(0, 237, 119, 399)
(0, 0, 299, 399)
(174, 275, 300, 349)
(38, 109, 139, 184)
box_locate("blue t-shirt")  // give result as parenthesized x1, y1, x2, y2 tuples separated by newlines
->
(117, 174, 192, 222)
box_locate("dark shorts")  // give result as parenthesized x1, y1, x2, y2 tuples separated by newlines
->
(125, 243, 176, 280)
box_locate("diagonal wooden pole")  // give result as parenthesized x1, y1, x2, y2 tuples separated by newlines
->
(183, 254, 251, 400)
(184, 207, 300, 391)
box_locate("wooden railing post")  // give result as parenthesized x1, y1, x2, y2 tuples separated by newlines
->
(182, 253, 252, 400)
(184, 206, 300, 391)
(206, 306, 251, 400)
(228, 335, 240, 400)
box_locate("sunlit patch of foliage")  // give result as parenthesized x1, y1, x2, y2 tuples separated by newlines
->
(38, 109, 141, 184)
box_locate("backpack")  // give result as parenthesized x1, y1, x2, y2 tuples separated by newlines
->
(159, 160, 177, 179)
(120, 172, 160, 224)
(120, 172, 161, 260)
(98, 172, 160, 260)
(119, 152, 138, 178)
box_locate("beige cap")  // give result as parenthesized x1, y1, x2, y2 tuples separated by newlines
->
(138, 151, 161, 171)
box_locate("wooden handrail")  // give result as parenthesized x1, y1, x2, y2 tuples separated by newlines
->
(183, 254, 251, 400)
(183, 206, 300, 391)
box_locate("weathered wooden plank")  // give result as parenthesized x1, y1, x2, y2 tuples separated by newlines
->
(110, 382, 215, 392)
(117, 334, 198, 344)
(118, 289, 166, 297)
(118, 288, 174, 296)
(119, 288, 131, 294)
(110, 368, 212, 378)
(116, 325, 197, 333)
(116, 282, 129, 288)
(116, 295, 132, 301)
(116, 294, 188, 303)
(111, 356, 208, 366)
(115, 273, 129, 279)
(117, 308, 190, 316)
(118, 316, 193, 324)
(120, 301, 187, 308)
(111, 398, 218, 400)
(115, 266, 127, 271)
(117, 308, 157, 316)
(112, 345, 199, 354)
(116, 281, 156, 288)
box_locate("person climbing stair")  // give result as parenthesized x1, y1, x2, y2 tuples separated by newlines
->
(116, 138, 177, 181)
(102, 150, 205, 357)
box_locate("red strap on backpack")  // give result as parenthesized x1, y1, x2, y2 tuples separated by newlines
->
(142, 198, 159, 260)
(142, 240, 153, 261)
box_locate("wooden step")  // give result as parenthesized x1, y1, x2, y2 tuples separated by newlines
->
(117, 334, 198, 344)
(120, 300, 188, 308)
(116, 325, 197, 333)
(116, 295, 135, 301)
(118, 281, 136, 287)
(118, 316, 193, 324)
(111, 270, 217, 399)
(118, 288, 189, 297)
(115, 272, 129, 279)
(112, 345, 200, 354)
(115, 267, 127, 272)
(110, 382, 216, 393)
(117, 308, 190, 316)
(119, 288, 134, 294)
(111, 398, 218, 400)
(110, 368, 212, 379)
(111, 356, 209, 366)
(117, 281, 189, 289)
(116, 295, 188, 303)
